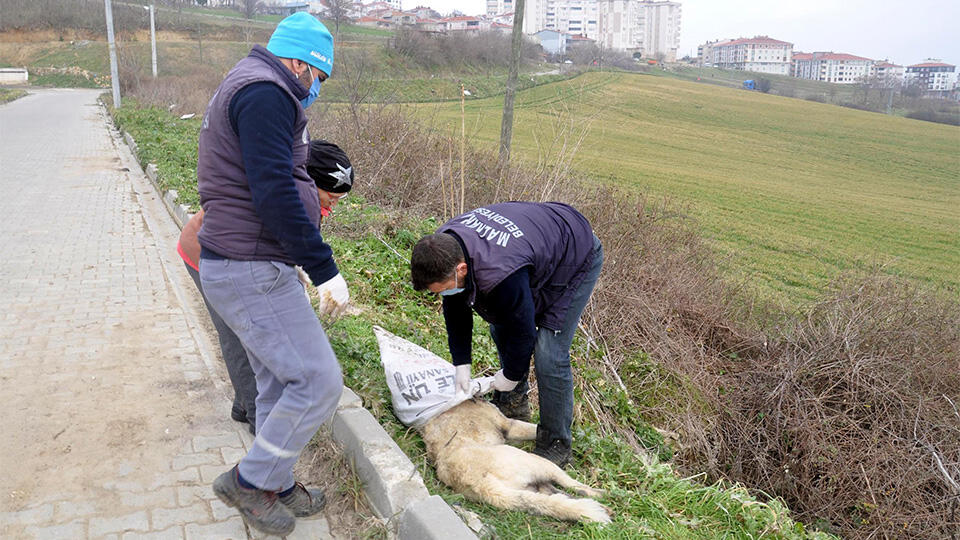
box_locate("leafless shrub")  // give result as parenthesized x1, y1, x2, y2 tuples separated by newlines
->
(391, 28, 539, 70)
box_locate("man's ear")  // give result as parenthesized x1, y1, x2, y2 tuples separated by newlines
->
(456, 261, 468, 279)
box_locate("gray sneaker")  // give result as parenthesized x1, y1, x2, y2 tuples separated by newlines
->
(212, 466, 295, 536)
(279, 482, 327, 517)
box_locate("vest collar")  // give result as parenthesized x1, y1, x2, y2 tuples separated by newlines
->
(249, 44, 309, 102)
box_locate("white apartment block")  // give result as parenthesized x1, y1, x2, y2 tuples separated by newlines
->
(597, 0, 680, 61)
(794, 52, 873, 84)
(487, 0, 517, 18)
(523, 0, 600, 40)
(520, 1, 680, 59)
(701, 36, 792, 75)
(905, 61, 957, 97)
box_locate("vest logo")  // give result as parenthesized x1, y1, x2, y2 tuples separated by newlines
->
(310, 51, 329, 64)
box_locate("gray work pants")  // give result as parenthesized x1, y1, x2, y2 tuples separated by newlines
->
(184, 262, 257, 426)
(200, 258, 343, 491)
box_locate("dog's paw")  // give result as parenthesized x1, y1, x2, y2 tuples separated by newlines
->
(578, 499, 612, 524)
(575, 486, 605, 498)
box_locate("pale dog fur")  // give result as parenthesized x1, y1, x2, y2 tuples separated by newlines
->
(420, 398, 611, 524)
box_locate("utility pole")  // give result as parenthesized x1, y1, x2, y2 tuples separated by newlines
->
(498, 0, 526, 167)
(104, 0, 121, 107)
(149, 4, 157, 78)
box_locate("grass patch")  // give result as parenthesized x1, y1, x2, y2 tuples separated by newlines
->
(415, 71, 960, 306)
(111, 99, 201, 209)
(0, 88, 27, 103)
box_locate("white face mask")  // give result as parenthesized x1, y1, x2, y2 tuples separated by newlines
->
(438, 273, 464, 296)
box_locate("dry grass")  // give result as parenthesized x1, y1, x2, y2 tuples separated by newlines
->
(296, 426, 387, 539)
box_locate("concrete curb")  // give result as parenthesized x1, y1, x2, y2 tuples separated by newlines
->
(108, 106, 477, 540)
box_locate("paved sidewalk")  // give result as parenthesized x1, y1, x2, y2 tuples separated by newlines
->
(0, 89, 334, 539)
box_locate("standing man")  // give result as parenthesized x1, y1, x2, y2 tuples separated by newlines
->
(410, 202, 603, 467)
(197, 13, 347, 536)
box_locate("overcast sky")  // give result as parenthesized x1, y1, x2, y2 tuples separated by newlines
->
(405, 0, 958, 66)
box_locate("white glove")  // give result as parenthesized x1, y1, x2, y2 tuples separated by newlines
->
(316, 273, 349, 319)
(455, 364, 472, 395)
(493, 369, 519, 392)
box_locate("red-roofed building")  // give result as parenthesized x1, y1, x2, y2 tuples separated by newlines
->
(699, 36, 793, 75)
(795, 51, 874, 84)
(443, 16, 489, 32)
(356, 16, 392, 28)
(871, 60, 904, 85)
(905, 60, 957, 97)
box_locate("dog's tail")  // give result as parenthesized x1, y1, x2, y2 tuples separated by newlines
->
(483, 483, 612, 524)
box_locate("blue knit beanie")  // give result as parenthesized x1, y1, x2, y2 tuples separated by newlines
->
(266, 12, 334, 76)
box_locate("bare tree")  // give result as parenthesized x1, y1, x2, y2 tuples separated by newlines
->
(242, 0, 261, 19)
(324, 0, 354, 35)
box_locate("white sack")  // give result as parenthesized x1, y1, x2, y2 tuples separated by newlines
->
(374, 325, 494, 427)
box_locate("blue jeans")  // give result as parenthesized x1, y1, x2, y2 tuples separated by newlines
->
(533, 235, 603, 443)
(184, 262, 257, 426)
(200, 258, 343, 491)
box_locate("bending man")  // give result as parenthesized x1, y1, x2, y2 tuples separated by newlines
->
(410, 202, 603, 467)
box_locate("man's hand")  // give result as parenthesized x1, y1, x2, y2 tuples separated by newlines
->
(316, 273, 349, 319)
(492, 370, 519, 392)
(455, 364, 472, 395)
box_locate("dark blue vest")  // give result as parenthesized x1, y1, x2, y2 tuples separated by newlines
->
(197, 45, 320, 264)
(438, 202, 596, 331)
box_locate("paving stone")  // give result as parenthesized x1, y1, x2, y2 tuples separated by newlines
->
(119, 487, 177, 509)
(184, 517, 248, 540)
(54, 500, 97, 521)
(122, 526, 185, 540)
(176, 486, 217, 507)
(192, 434, 242, 452)
(24, 519, 87, 540)
(151, 505, 211, 530)
(0, 504, 54, 527)
(89, 510, 150, 537)
(171, 453, 223, 472)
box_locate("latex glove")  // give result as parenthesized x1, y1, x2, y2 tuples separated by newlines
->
(316, 273, 349, 319)
(493, 369, 519, 392)
(296, 266, 313, 301)
(455, 364, 472, 395)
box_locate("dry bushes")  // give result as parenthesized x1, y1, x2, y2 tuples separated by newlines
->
(318, 101, 960, 538)
(717, 276, 960, 538)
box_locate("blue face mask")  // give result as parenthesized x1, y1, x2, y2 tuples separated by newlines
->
(438, 273, 464, 296)
(299, 67, 322, 109)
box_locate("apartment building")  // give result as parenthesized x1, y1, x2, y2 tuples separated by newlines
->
(596, 0, 680, 61)
(701, 36, 792, 75)
(871, 61, 904, 86)
(905, 61, 958, 97)
(523, 0, 600, 40)
(794, 52, 873, 84)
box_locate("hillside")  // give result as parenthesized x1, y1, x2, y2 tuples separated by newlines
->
(415, 71, 960, 305)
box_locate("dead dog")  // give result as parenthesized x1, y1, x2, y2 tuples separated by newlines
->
(420, 398, 611, 524)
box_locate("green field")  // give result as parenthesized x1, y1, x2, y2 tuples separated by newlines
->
(416, 71, 960, 305)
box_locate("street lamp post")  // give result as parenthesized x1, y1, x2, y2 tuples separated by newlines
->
(149, 4, 157, 78)
(104, 0, 120, 107)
